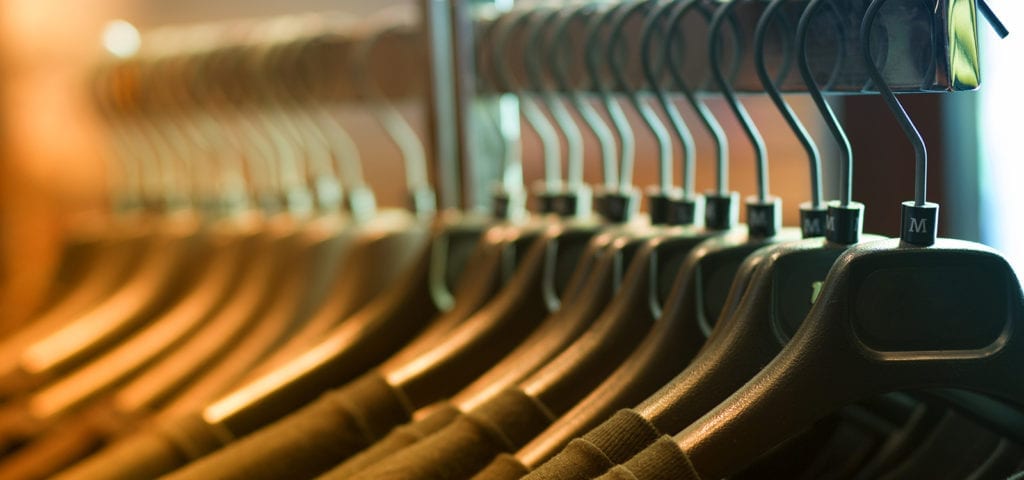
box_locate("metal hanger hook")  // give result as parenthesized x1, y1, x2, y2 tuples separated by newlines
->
(754, 0, 823, 209)
(797, 0, 853, 206)
(709, 0, 771, 203)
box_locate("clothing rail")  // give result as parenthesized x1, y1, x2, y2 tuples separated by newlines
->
(473, 0, 985, 95)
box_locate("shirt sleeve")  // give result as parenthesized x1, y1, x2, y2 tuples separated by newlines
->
(350, 388, 555, 480)
(164, 370, 413, 480)
(319, 401, 461, 479)
(596, 436, 701, 480)
(52, 426, 191, 480)
(526, 409, 661, 480)
(471, 453, 531, 480)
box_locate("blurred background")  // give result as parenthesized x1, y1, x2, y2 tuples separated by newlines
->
(0, 0, 1020, 330)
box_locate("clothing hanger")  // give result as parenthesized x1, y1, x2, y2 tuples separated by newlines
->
(0, 41, 280, 452)
(314, 6, 653, 476)
(58, 13, 551, 477)
(664, 2, 1024, 477)
(444, 3, 636, 413)
(104, 29, 328, 406)
(0, 64, 157, 369)
(511, 0, 805, 469)
(370, 3, 602, 410)
(130, 28, 363, 408)
(0, 28, 313, 477)
(0, 52, 227, 401)
(630, 0, 866, 434)
(73, 12, 573, 479)
(436, 0, 723, 414)
(154, 5, 619, 478)
(511, 0, 730, 419)
(234, 17, 437, 376)
(88, 18, 372, 413)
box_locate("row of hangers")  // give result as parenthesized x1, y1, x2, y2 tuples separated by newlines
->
(0, 0, 1017, 479)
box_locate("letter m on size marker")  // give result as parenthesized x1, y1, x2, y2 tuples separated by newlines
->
(909, 217, 928, 233)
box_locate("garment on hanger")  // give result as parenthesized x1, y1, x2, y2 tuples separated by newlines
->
(1, 1, 1020, 480)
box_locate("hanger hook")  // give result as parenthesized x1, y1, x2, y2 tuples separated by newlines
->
(641, 0, 697, 200)
(487, 9, 534, 219)
(586, 2, 636, 194)
(504, 8, 564, 198)
(551, 3, 619, 193)
(797, 0, 853, 207)
(709, 0, 770, 204)
(664, 0, 734, 197)
(526, 8, 576, 187)
(528, 5, 594, 218)
(356, 22, 435, 218)
(755, 0, 825, 236)
(797, 0, 865, 244)
(862, 0, 938, 246)
(609, 0, 674, 198)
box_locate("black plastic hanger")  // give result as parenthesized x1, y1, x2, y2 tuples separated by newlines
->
(633, 0, 869, 435)
(234, 23, 438, 377)
(327, 4, 731, 477)
(0, 230, 149, 373)
(669, 3, 1024, 477)
(447, 0, 732, 415)
(56, 15, 535, 478)
(449, 4, 640, 411)
(513, 0, 803, 467)
(142, 7, 604, 477)
(0, 45, 290, 448)
(374, 4, 607, 411)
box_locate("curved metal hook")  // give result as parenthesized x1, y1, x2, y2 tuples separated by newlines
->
(585, 1, 636, 192)
(527, 6, 586, 192)
(487, 9, 536, 200)
(551, 3, 618, 191)
(709, 0, 770, 202)
(862, 0, 927, 206)
(516, 5, 565, 192)
(664, 0, 736, 195)
(355, 22, 435, 216)
(755, 0, 822, 208)
(294, 29, 377, 218)
(797, 0, 853, 206)
(641, 0, 696, 197)
(610, 0, 673, 193)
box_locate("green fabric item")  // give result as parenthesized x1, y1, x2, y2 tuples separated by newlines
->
(165, 371, 413, 480)
(319, 401, 461, 479)
(526, 409, 661, 480)
(350, 388, 555, 480)
(470, 453, 530, 479)
(596, 436, 701, 480)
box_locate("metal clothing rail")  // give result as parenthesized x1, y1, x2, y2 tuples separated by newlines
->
(473, 0, 986, 95)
